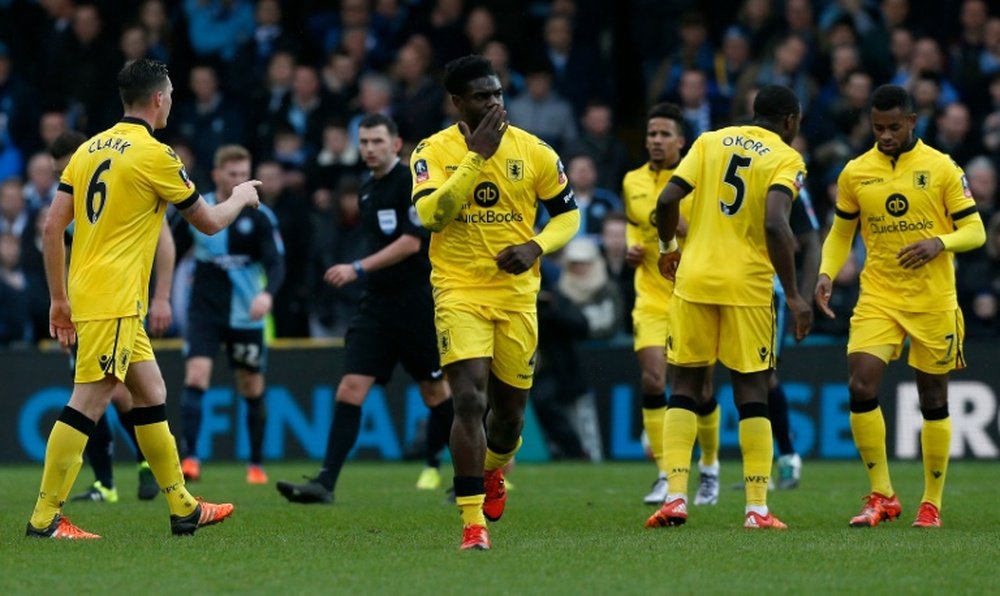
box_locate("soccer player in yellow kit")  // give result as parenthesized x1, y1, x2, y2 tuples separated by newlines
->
(816, 85, 985, 529)
(26, 59, 261, 539)
(622, 103, 721, 507)
(646, 85, 813, 530)
(411, 55, 579, 550)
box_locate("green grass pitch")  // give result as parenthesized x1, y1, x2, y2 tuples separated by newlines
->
(2, 460, 998, 594)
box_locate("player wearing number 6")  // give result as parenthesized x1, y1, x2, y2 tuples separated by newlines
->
(645, 84, 812, 531)
(173, 144, 286, 486)
(815, 85, 985, 529)
(29, 58, 261, 539)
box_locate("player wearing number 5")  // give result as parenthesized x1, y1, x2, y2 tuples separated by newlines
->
(815, 85, 985, 529)
(174, 144, 286, 486)
(28, 59, 261, 539)
(645, 85, 812, 531)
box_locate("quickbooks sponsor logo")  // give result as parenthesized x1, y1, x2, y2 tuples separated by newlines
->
(869, 219, 934, 234)
(457, 210, 525, 224)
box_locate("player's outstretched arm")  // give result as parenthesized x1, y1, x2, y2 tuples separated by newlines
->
(42, 191, 76, 348)
(180, 180, 262, 235)
(765, 189, 812, 341)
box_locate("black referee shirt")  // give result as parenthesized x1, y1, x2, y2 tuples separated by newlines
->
(359, 160, 431, 294)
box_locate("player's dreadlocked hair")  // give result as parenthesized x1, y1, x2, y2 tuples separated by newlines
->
(443, 55, 497, 96)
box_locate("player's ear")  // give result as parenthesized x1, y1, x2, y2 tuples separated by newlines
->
(392, 136, 403, 154)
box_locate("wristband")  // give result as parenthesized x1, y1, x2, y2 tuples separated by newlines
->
(352, 260, 365, 277)
(658, 238, 679, 254)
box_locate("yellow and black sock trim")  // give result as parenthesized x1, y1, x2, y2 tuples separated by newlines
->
(58, 406, 96, 435)
(643, 393, 667, 409)
(696, 396, 718, 416)
(921, 404, 949, 421)
(737, 401, 769, 420)
(668, 393, 698, 412)
(849, 398, 880, 414)
(130, 403, 168, 425)
(454, 476, 485, 498)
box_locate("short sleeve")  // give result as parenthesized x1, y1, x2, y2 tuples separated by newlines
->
(943, 161, 978, 222)
(149, 144, 198, 209)
(671, 135, 704, 189)
(533, 141, 569, 201)
(835, 162, 860, 216)
(410, 138, 446, 202)
(769, 153, 806, 200)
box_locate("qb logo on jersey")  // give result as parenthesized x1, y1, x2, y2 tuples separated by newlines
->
(474, 181, 500, 207)
(885, 193, 909, 217)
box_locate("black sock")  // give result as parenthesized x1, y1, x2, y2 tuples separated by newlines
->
(317, 402, 362, 491)
(244, 394, 266, 465)
(116, 408, 144, 463)
(425, 399, 454, 468)
(768, 384, 795, 455)
(85, 414, 114, 489)
(181, 385, 205, 458)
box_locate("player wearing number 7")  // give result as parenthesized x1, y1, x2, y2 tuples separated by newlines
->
(645, 85, 812, 531)
(815, 85, 985, 529)
(28, 58, 261, 539)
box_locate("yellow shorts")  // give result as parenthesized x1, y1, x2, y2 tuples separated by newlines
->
(667, 295, 776, 373)
(632, 297, 669, 352)
(435, 301, 538, 390)
(75, 317, 154, 384)
(848, 300, 966, 374)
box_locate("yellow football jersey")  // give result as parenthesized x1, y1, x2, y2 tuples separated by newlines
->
(834, 140, 978, 312)
(622, 162, 693, 306)
(410, 124, 568, 311)
(60, 117, 198, 321)
(671, 125, 806, 307)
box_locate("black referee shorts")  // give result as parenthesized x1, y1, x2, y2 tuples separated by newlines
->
(344, 285, 442, 385)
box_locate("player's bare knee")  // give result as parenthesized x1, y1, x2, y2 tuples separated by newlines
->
(184, 359, 212, 389)
(916, 373, 949, 410)
(640, 369, 666, 394)
(236, 371, 264, 397)
(452, 388, 487, 420)
(847, 375, 879, 403)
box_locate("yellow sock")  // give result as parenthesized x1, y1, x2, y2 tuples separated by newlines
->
(485, 436, 522, 472)
(921, 417, 951, 509)
(739, 417, 773, 507)
(850, 407, 893, 497)
(456, 495, 486, 526)
(642, 407, 667, 473)
(135, 421, 198, 517)
(697, 403, 721, 466)
(30, 420, 89, 529)
(662, 407, 697, 495)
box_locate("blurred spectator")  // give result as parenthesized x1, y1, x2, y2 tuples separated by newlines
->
(482, 40, 525, 99)
(735, 33, 815, 116)
(981, 16, 1000, 78)
(925, 102, 984, 168)
(309, 177, 364, 337)
(965, 156, 998, 221)
(46, 3, 120, 134)
(507, 65, 578, 153)
(713, 26, 753, 113)
(119, 22, 152, 64)
(957, 211, 1000, 337)
(738, 0, 782, 58)
(0, 178, 29, 238)
(232, 0, 300, 86)
(21, 205, 49, 344)
(982, 72, 1000, 156)
(246, 50, 295, 159)
(781, 0, 819, 71)
(0, 232, 30, 345)
(887, 25, 915, 81)
(464, 6, 496, 55)
(542, 13, 607, 116)
(811, 69, 873, 171)
(558, 237, 623, 340)
(167, 137, 210, 191)
(391, 39, 444, 142)
(818, 0, 881, 38)
(21, 152, 56, 210)
(0, 41, 40, 158)
(912, 72, 942, 140)
(951, 0, 990, 112)
(676, 68, 725, 139)
(183, 0, 255, 63)
(138, 0, 177, 64)
(310, 120, 363, 192)
(277, 65, 333, 157)
(422, 0, 467, 67)
(647, 12, 716, 105)
(38, 110, 68, 150)
(348, 73, 394, 146)
(322, 50, 361, 117)
(564, 101, 628, 191)
(270, 126, 308, 181)
(599, 211, 635, 333)
(170, 63, 245, 171)
(813, 44, 861, 116)
(257, 160, 312, 337)
(891, 37, 960, 106)
(562, 154, 622, 239)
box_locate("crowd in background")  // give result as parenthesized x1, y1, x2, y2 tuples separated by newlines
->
(2, 0, 1000, 350)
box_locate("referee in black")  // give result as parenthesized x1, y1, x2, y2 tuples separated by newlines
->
(277, 114, 454, 504)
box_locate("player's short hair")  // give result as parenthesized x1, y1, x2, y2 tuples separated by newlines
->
(443, 55, 498, 96)
(358, 113, 399, 137)
(118, 58, 170, 107)
(49, 130, 88, 160)
(647, 102, 684, 130)
(752, 84, 801, 122)
(213, 144, 251, 169)
(871, 84, 913, 112)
